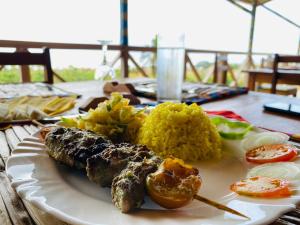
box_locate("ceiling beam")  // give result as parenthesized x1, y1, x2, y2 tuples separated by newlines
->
(248, 1, 257, 58)
(227, 0, 251, 14)
(261, 5, 300, 29)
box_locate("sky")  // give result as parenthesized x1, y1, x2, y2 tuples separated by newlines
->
(0, 0, 299, 68)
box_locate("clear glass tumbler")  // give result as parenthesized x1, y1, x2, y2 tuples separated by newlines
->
(156, 35, 185, 103)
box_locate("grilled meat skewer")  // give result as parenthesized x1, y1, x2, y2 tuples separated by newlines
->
(45, 127, 112, 169)
(87, 143, 157, 187)
(45, 126, 162, 212)
(45, 127, 248, 217)
(112, 158, 161, 213)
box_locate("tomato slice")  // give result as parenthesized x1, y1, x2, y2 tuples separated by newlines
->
(246, 144, 298, 164)
(230, 176, 291, 198)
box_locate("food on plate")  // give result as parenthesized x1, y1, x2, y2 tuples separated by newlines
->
(43, 96, 76, 116)
(146, 157, 201, 209)
(230, 176, 291, 198)
(0, 103, 48, 121)
(112, 159, 160, 213)
(44, 126, 247, 217)
(60, 92, 145, 143)
(39, 126, 56, 140)
(87, 143, 161, 187)
(245, 144, 298, 164)
(242, 131, 289, 151)
(137, 102, 222, 161)
(146, 157, 248, 218)
(247, 162, 300, 182)
(45, 127, 112, 169)
(210, 116, 253, 140)
(0, 96, 76, 121)
(45, 126, 161, 212)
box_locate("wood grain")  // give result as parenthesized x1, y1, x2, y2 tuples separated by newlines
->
(272, 218, 296, 225)
(0, 131, 10, 158)
(0, 155, 6, 172)
(0, 193, 13, 225)
(23, 202, 68, 225)
(23, 125, 37, 135)
(0, 131, 11, 170)
(4, 129, 20, 150)
(0, 172, 35, 225)
(12, 126, 30, 141)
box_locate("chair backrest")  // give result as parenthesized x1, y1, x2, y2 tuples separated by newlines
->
(271, 54, 300, 93)
(0, 48, 53, 84)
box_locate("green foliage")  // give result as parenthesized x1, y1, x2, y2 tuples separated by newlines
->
(0, 64, 242, 86)
(0, 66, 21, 83)
(0, 66, 125, 83)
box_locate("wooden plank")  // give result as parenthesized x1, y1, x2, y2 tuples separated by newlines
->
(0, 194, 13, 225)
(280, 215, 300, 224)
(0, 155, 5, 172)
(23, 125, 39, 136)
(23, 202, 69, 225)
(29, 125, 39, 133)
(0, 131, 10, 158)
(4, 129, 20, 151)
(23, 125, 37, 135)
(12, 126, 30, 141)
(0, 172, 35, 225)
(271, 218, 296, 225)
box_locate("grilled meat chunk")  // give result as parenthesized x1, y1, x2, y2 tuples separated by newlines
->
(45, 127, 112, 169)
(87, 143, 155, 187)
(111, 157, 161, 213)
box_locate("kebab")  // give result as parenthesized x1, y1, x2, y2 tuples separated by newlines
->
(44, 126, 248, 218)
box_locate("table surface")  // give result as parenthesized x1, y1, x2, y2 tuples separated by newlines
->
(0, 80, 300, 225)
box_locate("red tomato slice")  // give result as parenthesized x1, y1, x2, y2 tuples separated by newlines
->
(246, 144, 298, 164)
(230, 176, 291, 198)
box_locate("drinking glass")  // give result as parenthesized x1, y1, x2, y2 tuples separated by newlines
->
(156, 35, 185, 102)
(94, 40, 115, 83)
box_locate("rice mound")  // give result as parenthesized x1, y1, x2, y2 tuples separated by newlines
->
(137, 102, 222, 161)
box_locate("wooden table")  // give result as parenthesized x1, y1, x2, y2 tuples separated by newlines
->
(244, 68, 300, 91)
(0, 80, 300, 225)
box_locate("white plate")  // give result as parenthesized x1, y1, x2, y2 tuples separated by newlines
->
(6, 133, 300, 225)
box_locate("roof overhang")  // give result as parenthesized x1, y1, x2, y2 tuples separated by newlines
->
(237, 0, 272, 6)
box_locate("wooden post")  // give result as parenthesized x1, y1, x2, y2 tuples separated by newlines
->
(16, 48, 31, 83)
(298, 33, 300, 55)
(120, 0, 129, 78)
(213, 54, 218, 83)
(247, 0, 257, 67)
(183, 52, 188, 80)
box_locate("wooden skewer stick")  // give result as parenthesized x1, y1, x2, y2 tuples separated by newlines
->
(32, 120, 45, 128)
(193, 195, 250, 219)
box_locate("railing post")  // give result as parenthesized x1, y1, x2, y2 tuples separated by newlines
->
(213, 54, 218, 83)
(213, 53, 228, 84)
(120, 0, 129, 78)
(121, 46, 129, 78)
(16, 47, 30, 83)
(184, 51, 188, 80)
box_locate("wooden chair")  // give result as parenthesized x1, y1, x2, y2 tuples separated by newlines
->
(0, 48, 54, 84)
(271, 54, 300, 95)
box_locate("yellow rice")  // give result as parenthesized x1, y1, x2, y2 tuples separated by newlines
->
(137, 102, 222, 161)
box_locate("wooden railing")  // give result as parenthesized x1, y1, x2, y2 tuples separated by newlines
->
(0, 40, 272, 84)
